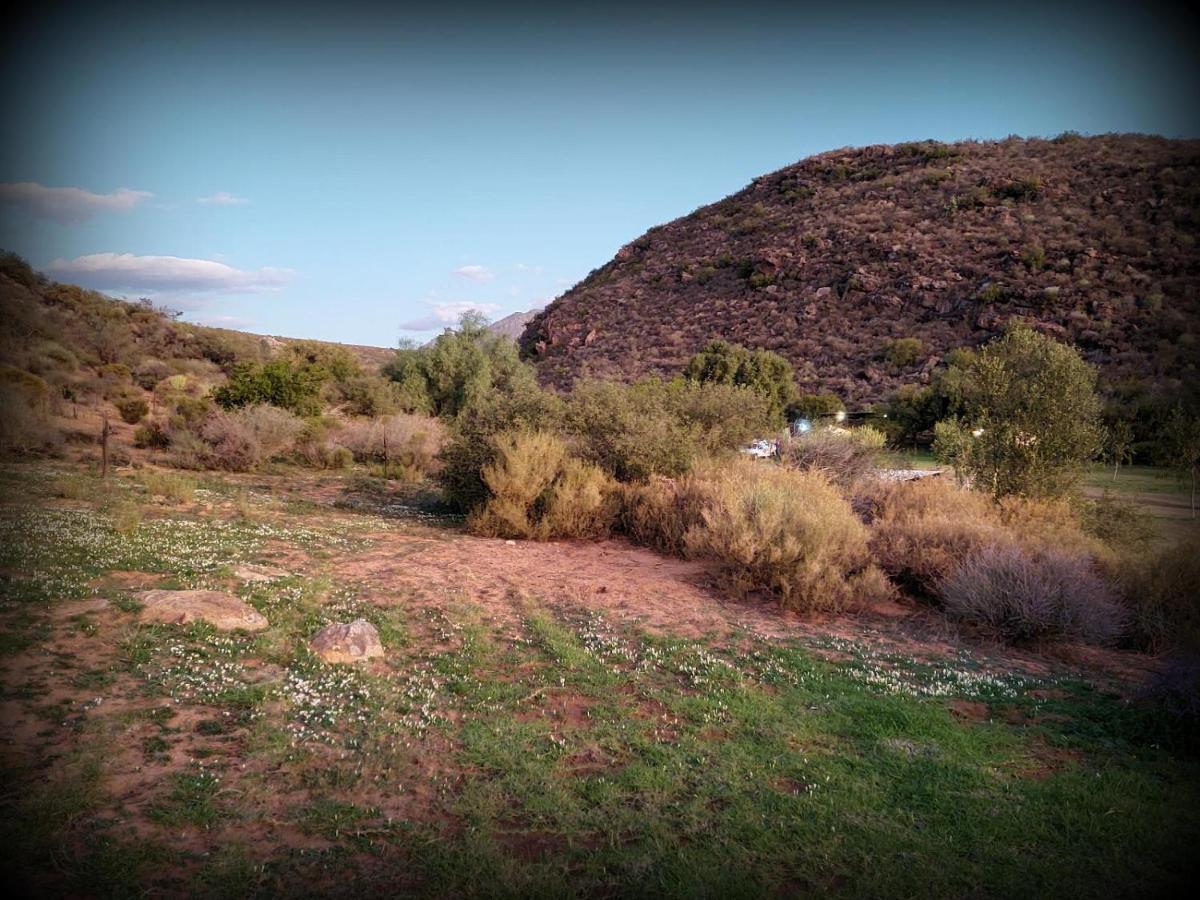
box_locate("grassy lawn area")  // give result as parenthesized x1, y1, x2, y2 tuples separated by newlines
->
(1, 462, 1196, 897)
(1082, 464, 1188, 498)
(886, 449, 941, 470)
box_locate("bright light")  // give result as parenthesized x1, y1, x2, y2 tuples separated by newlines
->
(835, 410, 846, 423)
(971, 428, 984, 438)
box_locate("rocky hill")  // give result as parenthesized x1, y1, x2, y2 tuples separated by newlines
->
(521, 134, 1200, 404)
(0, 257, 393, 381)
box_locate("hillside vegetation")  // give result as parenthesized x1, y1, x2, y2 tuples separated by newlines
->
(522, 134, 1200, 405)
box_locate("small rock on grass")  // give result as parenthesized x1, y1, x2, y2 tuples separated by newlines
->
(136, 589, 269, 631)
(310, 619, 383, 664)
(233, 563, 291, 583)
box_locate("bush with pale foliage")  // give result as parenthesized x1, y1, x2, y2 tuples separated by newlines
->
(940, 543, 1125, 645)
(336, 414, 445, 479)
(682, 459, 881, 611)
(200, 404, 306, 471)
(865, 477, 1011, 598)
(780, 426, 886, 488)
(467, 430, 616, 540)
(619, 474, 714, 557)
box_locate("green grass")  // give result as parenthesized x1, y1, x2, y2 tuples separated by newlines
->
(150, 768, 226, 828)
(1082, 463, 1188, 497)
(888, 448, 940, 470)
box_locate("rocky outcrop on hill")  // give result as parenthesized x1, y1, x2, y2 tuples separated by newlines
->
(488, 310, 536, 341)
(522, 134, 1200, 404)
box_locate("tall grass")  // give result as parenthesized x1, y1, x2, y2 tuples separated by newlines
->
(139, 470, 197, 503)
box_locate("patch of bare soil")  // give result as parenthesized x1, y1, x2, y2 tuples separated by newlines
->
(335, 532, 881, 641)
(947, 700, 990, 722)
(303, 523, 1161, 691)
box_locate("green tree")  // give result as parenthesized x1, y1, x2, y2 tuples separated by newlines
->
(937, 325, 1103, 498)
(211, 358, 324, 416)
(381, 341, 434, 414)
(566, 379, 701, 482)
(386, 313, 538, 418)
(1103, 414, 1135, 481)
(1162, 406, 1200, 517)
(885, 348, 976, 446)
(788, 391, 844, 422)
(284, 340, 361, 382)
(683, 340, 796, 424)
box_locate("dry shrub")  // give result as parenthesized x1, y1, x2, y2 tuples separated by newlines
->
(867, 477, 1113, 609)
(780, 428, 885, 488)
(326, 446, 354, 469)
(619, 474, 714, 556)
(540, 458, 618, 539)
(683, 459, 872, 611)
(1118, 536, 1200, 654)
(337, 414, 445, 480)
(1075, 493, 1158, 552)
(140, 470, 197, 503)
(867, 477, 1011, 598)
(467, 430, 617, 540)
(997, 495, 1105, 560)
(164, 429, 208, 470)
(200, 404, 305, 471)
(0, 383, 63, 457)
(134, 421, 170, 449)
(940, 543, 1126, 646)
(470, 430, 565, 537)
(111, 498, 144, 535)
(292, 417, 332, 467)
(114, 395, 149, 424)
(850, 562, 902, 606)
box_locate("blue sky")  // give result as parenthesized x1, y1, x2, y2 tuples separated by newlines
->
(1, 1, 1197, 346)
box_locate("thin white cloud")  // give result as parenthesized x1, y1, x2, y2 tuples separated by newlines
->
(45, 252, 291, 295)
(197, 191, 249, 206)
(400, 300, 500, 332)
(454, 264, 494, 282)
(193, 313, 256, 328)
(0, 182, 153, 224)
(515, 263, 544, 274)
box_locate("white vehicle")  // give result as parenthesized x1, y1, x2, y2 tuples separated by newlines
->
(741, 439, 778, 459)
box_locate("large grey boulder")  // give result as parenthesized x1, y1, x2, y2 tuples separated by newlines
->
(137, 589, 269, 631)
(309, 619, 383, 664)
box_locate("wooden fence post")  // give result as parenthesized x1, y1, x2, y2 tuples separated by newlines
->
(101, 416, 111, 477)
